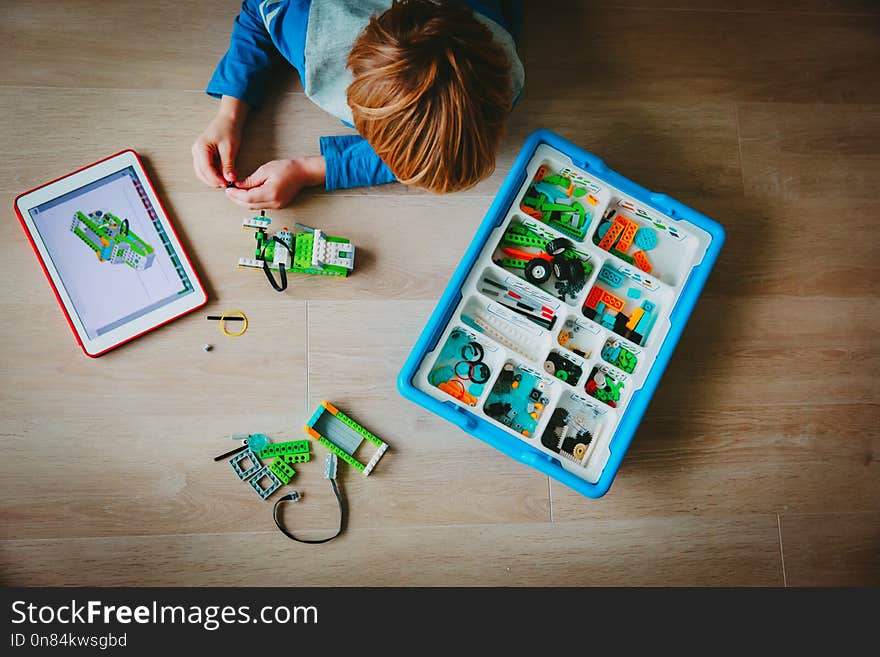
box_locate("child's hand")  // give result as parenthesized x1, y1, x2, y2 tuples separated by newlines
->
(192, 96, 248, 188)
(225, 157, 327, 210)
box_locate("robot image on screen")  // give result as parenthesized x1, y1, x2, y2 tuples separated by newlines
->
(29, 167, 194, 339)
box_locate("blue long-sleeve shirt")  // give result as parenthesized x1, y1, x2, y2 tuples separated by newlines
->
(207, 0, 522, 191)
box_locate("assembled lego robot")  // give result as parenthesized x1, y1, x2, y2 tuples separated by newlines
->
(237, 211, 355, 291)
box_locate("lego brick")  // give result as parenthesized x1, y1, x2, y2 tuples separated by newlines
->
(230, 450, 262, 481)
(635, 309, 654, 338)
(597, 217, 625, 251)
(601, 344, 621, 362)
(616, 348, 638, 373)
(586, 194, 599, 206)
(317, 436, 366, 472)
(598, 265, 624, 288)
(597, 289, 625, 312)
(584, 286, 604, 309)
(270, 458, 295, 485)
(633, 250, 653, 273)
(256, 440, 310, 459)
(324, 453, 338, 480)
(306, 402, 389, 475)
(595, 302, 606, 316)
(282, 452, 310, 465)
(626, 287, 642, 299)
(248, 466, 282, 500)
(642, 300, 656, 313)
(634, 227, 658, 251)
(626, 307, 645, 330)
(616, 219, 639, 252)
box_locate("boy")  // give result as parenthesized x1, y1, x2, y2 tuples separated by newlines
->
(192, 0, 524, 210)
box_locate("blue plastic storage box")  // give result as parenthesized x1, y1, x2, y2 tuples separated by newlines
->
(397, 130, 724, 498)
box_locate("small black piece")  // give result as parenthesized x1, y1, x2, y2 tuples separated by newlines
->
(485, 401, 512, 419)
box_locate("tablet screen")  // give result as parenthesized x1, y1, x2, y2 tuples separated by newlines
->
(28, 166, 196, 339)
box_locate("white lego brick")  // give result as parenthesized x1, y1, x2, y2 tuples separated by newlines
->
(242, 217, 271, 230)
(237, 257, 263, 270)
(363, 442, 388, 476)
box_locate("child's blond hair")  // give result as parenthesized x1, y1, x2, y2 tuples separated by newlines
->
(346, 0, 513, 193)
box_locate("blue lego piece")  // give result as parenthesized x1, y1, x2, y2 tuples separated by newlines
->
(626, 287, 642, 299)
(641, 300, 656, 313)
(534, 181, 569, 202)
(597, 222, 610, 240)
(601, 314, 616, 329)
(248, 466, 282, 500)
(601, 343, 621, 362)
(634, 309, 656, 340)
(598, 265, 624, 288)
(247, 433, 269, 453)
(595, 302, 606, 316)
(634, 227, 658, 251)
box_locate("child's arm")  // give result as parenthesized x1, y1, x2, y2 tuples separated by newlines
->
(224, 135, 397, 209)
(193, 1, 276, 187)
(192, 95, 249, 188)
(318, 136, 398, 191)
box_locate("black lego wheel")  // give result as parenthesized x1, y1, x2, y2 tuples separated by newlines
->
(525, 258, 551, 284)
(552, 255, 580, 282)
(545, 237, 572, 256)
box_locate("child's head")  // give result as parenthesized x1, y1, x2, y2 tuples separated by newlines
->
(347, 0, 513, 193)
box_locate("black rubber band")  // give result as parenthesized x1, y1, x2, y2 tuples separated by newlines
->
(272, 479, 345, 544)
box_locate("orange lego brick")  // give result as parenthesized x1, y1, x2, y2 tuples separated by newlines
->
(534, 165, 547, 182)
(586, 194, 599, 206)
(633, 250, 653, 273)
(597, 289, 625, 312)
(584, 286, 604, 309)
(626, 307, 645, 330)
(597, 217, 625, 251)
(616, 219, 639, 252)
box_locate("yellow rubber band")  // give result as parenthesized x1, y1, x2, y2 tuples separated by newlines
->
(220, 310, 248, 337)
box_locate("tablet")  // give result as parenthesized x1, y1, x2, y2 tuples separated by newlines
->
(14, 150, 207, 357)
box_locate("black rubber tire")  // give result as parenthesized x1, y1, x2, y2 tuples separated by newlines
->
(545, 237, 572, 256)
(525, 258, 551, 284)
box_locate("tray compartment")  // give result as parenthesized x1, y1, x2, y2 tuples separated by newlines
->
(542, 348, 585, 387)
(426, 326, 500, 407)
(491, 216, 595, 304)
(555, 314, 604, 360)
(581, 264, 665, 347)
(483, 360, 555, 438)
(584, 363, 628, 408)
(540, 393, 607, 465)
(460, 295, 552, 362)
(599, 336, 640, 374)
(517, 161, 609, 242)
(476, 268, 562, 332)
(591, 199, 698, 287)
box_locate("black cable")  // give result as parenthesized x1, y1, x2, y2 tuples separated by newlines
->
(261, 235, 291, 291)
(272, 479, 345, 544)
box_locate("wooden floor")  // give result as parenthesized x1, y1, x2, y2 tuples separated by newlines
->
(1, 0, 878, 586)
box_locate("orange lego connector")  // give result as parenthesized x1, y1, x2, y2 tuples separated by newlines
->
(597, 217, 625, 251)
(633, 250, 653, 273)
(616, 219, 639, 252)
